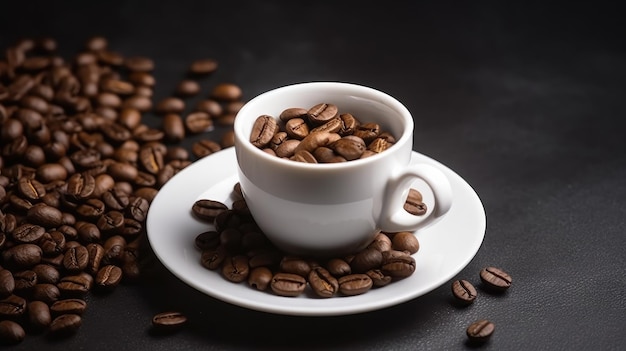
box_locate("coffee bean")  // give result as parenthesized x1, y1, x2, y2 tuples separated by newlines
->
(95, 265, 123, 290)
(326, 258, 351, 277)
(17, 177, 46, 200)
(368, 232, 392, 252)
(221, 255, 249, 283)
(307, 103, 338, 125)
(49, 313, 82, 337)
(57, 273, 92, 298)
(0, 294, 26, 318)
(210, 83, 242, 101)
(174, 79, 200, 97)
(250, 115, 278, 148)
(279, 256, 311, 277)
(248, 266, 273, 291)
(350, 248, 383, 273)
(63, 245, 89, 273)
(65, 172, 96, 200)
(338, 274, 373, 296)
(381, 250, 416, 278)
(0, 320, 25, 345)
(466, 319, 495, 343)
(192, 199, 228, 221)
(451, 279, 477, 305)
(271, 272, 306, 297)
(86, 243, 105, 275)
(152, 311, 187, 333)
(308, 266, 338, 298)
(391, 231, 420, 254)
(162, 113, 185, 142)
(28, 300, 52, 330)
(50, 298, 87, 316)
(26, 203, 63, 228)
(127, 196, 149, 222)
(32, 264, 60, 284)
(330, 135, 366, 160)
(366, 269, 392, 287)
(11, 223, 45, 243)
(479, 267, 512, 292)
(0, 269, 15, 296)
(404, 188, 427, 216)
(31, 283, 60, 304)
(2, 244, 42, 268)
(189, 59, 218, 75)
(195, 231, 221, 250)
(192, 139, 221, 159)
(200, 247, 227, 270)
(279, 107, 309, 122)
(155, 97, 185, 114)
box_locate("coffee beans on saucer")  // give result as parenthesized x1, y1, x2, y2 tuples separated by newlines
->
(191, 184, 426, 298)
(249, 104, 397, 163)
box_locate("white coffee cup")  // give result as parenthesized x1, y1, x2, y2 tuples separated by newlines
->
(234, 82, 453, 256)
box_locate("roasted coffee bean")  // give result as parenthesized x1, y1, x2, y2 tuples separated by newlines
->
(75, 198, 106, 219)
(279, 107, 308, 122)
(152, 311, 187, 333)
(32, 283, 60, 304)
(270, 272, 306, 297)
(192, 199, 228, 221)
(85, 243, 105, 275)
(174, 79, 200, 97)
(36, 163, 68, 183)
(479, 267, 512, 292)
(250, 115, 278, 148)
(192, 139, 221, 159)
(195, 231, 220, 250)
(291, 150, 317, 163)
(155, 97, 185, 114)
(162, 113, 185, 142)
(368, 232, 393, 252)
(466, 319, 495, 343)
(279, 256, 311, 277)
(0, 320, 25, 345)
(451, 279, 477, 305)
(285, 118, 309, 140)
(102, 235, 126, 264)
(210, 83, 242, 101)
(381, 250, 416, 278)
(353, 122, 381, 143)
(308, 266, 339, 298)
(13, 270, 36, 292)
(404, 188, 427, 215)
(189, 58, 218, 75)
(38, 231, 66, 256)
(185, 111, 213, 134)
(248, 248, 282, 268)
(391, 231, 420, 254)
(76, 221, 101, 243)
(124, 56, 154, 72)
(63, 245, 89, 273)
(294, 131, 340, 154)
(50, 299, 87, 316)
(338, 274, 373, 296)
(49, 313, 82, 337)
(95, 265, 122, 290)
(0, 294, 26, 318)
(307, 103, 338, 125)
(11, 223, 45, 243)
(366, 269, 392, 287)
(65, 173, 95, 200)
(127, 196, 149, 222)
(121, 218, 142, 237)
(57, 273, 92, 297)
(32, 264, 60, 284)
(28, 300, 52, 330)
(0, 269, 15, 296)
(97, 211, 125, 236)
(102, 187, 129, 210)
(326, 258, 351, 277)
(139, 145, 164, 174)
(247, 267, 273, 291)
(221, 255, 249, 283)
(275, 139, 300, 158)
(26, 203, 63, 228)
(330, 136, 366, 160)
(17, 177, 46, 200)
(2, 244, 42, 268)
(200, 246, 227, 270)
(350, 248, 383, 273)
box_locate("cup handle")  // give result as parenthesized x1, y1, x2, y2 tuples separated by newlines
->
(379, 163, 453, 233)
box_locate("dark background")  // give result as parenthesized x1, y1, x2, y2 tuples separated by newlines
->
(1, 0, 625, 350)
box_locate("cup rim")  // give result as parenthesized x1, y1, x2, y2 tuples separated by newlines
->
(234, 81, 414, 170)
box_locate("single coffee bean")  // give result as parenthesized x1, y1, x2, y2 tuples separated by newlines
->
(308, 266, 339, 298)
(17, 177, 46, 200)
(95, 265, 123, 290)
(189, 58, 218, 75)
(49, 313, 82, 337)
(279, 107, 308, 122)
(39, 231, 66, 256)
(0, 320, 25, 345)
(330, 135, 366, 160)
(451, 279, 477, 305)
(192, 199, 228, 221)
(65, 172, 96, 200)
(248, 266, 273, 291)
(31, 283, 60, 305)
(466, 319, 495, 343)
(368, 232, 392, 252)
(139, 145, 164, 174)
(26, 203, 63, 228)
(350, 248, 383, 273)
(2, 244, 42, 268)
(50, 298, 87, 316)
(404, 188, 427, 216)
(391, 231, 420, 254)
(0, 269, 15, 296)
(102, 235, 126, 264)
(285, 117, 309, 140)
(102, 187, 129, 210)
(127, 196, 149, 222)
(200, 246, 227, 270)
(191, 139, 221, 159)
(366, 269, 392, 287)
(280, 256, 311, 277)
(307, 103, 338, 125)
(338, 274, 373, 296)
(248, 248, 282, 268)
(11, 223, 46, 243)
(85, 243, 105, 275)
(222, 255, 249, 283)
(479, 267, 512, 292)
(326, 258, 351, 277)
(271, 272, 306, 297)
(250, 115, 278, 148)
(163, 113, 186, 142)
(57, 273, 93, 298)
(12, 270, 36, 293)
(155, 97, 185, 114)
(75, 198, 106, 219)
(185, 111, 213, 134)
(174, 79, 200, 97)
(0, 294, 26, 318)
(195, 231, 220, 250)
(152, 311, 187, 333)
(27, 300, 52, 330)
(353, 122, 381, 143)
(97, 211, 125, 236)
(32, 264, 60, 284)
(210, 83, 242, 101)
(62, 245, 89, 273)
(381, 250, 416, 278)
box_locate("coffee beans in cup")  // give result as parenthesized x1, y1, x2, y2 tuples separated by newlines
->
(249, 104, 397, 163)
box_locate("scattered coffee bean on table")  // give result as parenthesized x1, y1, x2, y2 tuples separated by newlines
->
(466, 319, 495, 343)
(151, 311, 188, 333)
(451, 279, 477, 305)
(479, 266, 512, 292)
(0, 35, 243, 344)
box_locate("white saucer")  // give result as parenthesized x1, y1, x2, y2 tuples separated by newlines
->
(146, 147, 486, 316)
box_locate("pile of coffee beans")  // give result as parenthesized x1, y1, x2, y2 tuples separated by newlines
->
(450, 266, 512, 344)
(192, 183, 423, 298)
(0, 36, 243, 345)
(250, 103, 397, 163)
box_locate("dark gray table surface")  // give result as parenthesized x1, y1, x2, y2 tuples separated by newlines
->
(1, 1, 625, 350)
